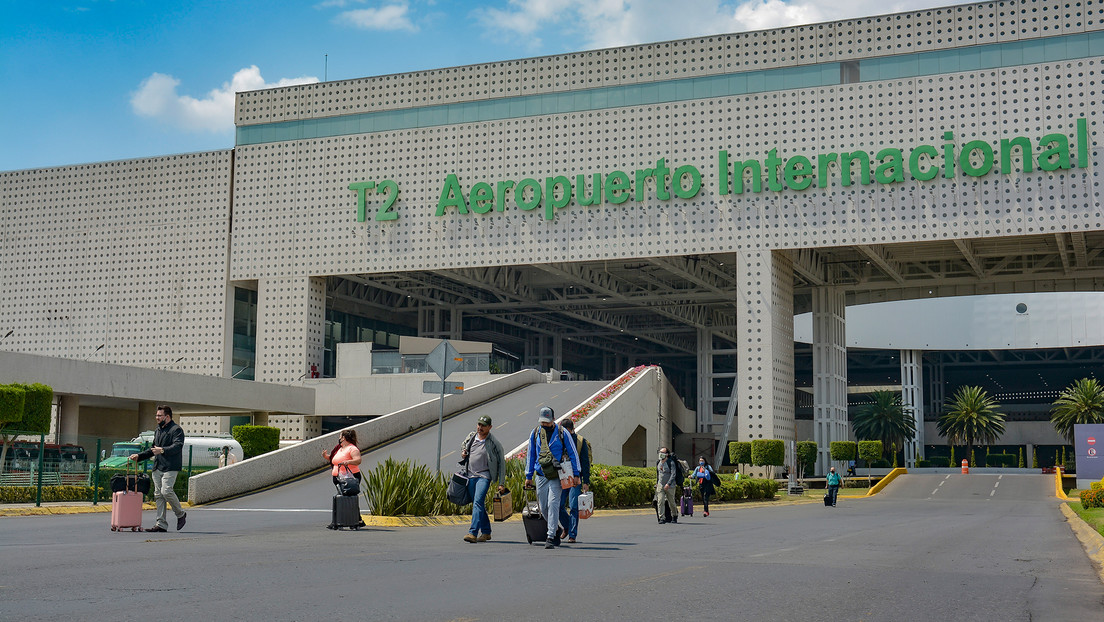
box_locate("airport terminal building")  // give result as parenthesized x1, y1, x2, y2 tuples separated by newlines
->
(2, 0, 1103, 470)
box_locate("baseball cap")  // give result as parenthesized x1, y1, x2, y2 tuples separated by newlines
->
(478, 415, 492, 426)
(538, 406, 554, 423)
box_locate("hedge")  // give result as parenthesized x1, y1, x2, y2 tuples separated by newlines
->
(985, 453, 1017, 467)
(728, 442, 751, 468)
(830, 441, 856, 462)
(231, 425, 281, 459)
(0, 485, 108, 504)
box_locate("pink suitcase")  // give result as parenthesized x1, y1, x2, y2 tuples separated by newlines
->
(110, 462, 144, 531)
(111, 490, 143, 531)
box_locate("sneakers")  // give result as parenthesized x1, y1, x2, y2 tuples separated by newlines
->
(567, 537, 576, 543)
(177, 512, 187, 531)
(463, 534, 477, 543)
(544, 538, 556, 549)
(703, 511, 709, 517)
(144, 526, 167, 532)
(477, 533, 492, 542)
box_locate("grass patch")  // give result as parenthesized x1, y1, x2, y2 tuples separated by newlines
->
(1068, 501, 1104, 537)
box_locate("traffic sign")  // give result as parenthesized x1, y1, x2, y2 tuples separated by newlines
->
(423, 381, 464, 395)
(427, 340, 463, 379)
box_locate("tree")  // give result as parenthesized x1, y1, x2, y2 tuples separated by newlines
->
(728, 441, 751, 474)
(0, 383, 52, 474)
(751, 439, 785, 479)
(1050, 378, 1104, 444)
(830, 441, 856, 475)
(852, 390, 916, 460)
(795, 440, 818, 481)
(857, 440, 883, 486)
(937, 386, 1005, 458)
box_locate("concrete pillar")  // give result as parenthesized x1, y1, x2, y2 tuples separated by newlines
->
(254, 276, 325, 384)
(138, 401, 158, 435)
(734, 250, 795, 444)
(450, 308, 462, 341)
(57, 395, 80, 445)
(900, 349, 925, 466)
(813, 286, 848, 475)
(552, 334, 563, 372)
(252, 411, 270, 427)
(696, 327, 714, 434)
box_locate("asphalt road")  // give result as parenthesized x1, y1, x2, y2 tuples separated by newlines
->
(210, 380, 607, 511)
(2, 473, 1101, 621)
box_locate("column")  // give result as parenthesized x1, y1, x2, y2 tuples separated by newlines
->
(900, 349, 925, 467)
(57, 395, 80, 445)
(138, 401, 158, 435)
(812, 286, 848, 475)
(255, 276, 325, 439)
(696, 327, 713, 434)
(734, 251, 795, 445)
(449, 308, 463, 341)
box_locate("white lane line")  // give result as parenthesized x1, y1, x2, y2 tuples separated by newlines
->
(943, 475, 951, 480)
(496, 420, 509, 428)
(938, 480, 946, 487)
(441, 450, 455, 460)
(931, 489, 940, 495)
(990, 490, 996, 496)
(994, 481, 1000, 488)
(749, 547, 796, 558)
(998, 474, 1003, 480)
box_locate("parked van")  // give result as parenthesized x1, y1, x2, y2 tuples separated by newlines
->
(101, 433, 244, 469)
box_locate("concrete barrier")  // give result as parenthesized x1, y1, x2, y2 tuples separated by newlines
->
(188, 369, 544, 504)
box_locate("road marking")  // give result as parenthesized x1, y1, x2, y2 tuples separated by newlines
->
(990, 490, 996, 496)
(750, 547, 796, 558)
(994, 481, 1000, 488)
(998, 475, 1003, 480)
(931, 489, 940, 495)
(496, 421, 509, 428)
(943, 475, 951, 481)
(938, 480, 945, 487)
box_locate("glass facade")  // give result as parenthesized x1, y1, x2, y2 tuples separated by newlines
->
(231, 287, 257, 380)
(323, 309, 411, 377)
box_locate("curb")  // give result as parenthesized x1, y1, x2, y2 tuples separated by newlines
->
(1059, 502, 1104, 586)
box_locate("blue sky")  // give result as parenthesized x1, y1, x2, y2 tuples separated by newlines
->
(1, 0, 966, 172)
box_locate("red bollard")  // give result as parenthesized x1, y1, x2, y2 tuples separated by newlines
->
(961, 459, 969, 474)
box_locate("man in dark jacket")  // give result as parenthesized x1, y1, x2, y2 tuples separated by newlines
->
(129, 405, 187, 532)
(557, 418, 590, 543)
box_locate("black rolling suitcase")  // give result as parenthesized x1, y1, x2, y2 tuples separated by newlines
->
(823, 492, 832, 507)
(680, 485, 693, 517)
(521, 485, 558, 545)
(330, 481, 363, 530)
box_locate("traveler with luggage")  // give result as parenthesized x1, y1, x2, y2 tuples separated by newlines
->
(128, 405, 187, 533)
(524, 406, 582, 549)
(656, 447, 679, 524)
(459, 415, 506, 543)
(556, 418, 591, 544)
(323, 429, 365, 529)
(826, 465, 843, 507)
(692, 456, 718, 517)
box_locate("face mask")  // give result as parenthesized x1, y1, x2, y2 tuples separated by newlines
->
(658, 453, 667, 459)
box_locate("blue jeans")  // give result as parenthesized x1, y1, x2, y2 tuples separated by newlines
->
(467, 475, 491, 536)
(828, 485, 839, 506)
(558, 484, 581, 539)
(535, 474, 561, 541)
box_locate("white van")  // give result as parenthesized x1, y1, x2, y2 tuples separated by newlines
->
(134, 432, 244, 468)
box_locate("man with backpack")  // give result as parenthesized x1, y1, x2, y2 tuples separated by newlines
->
(556, 418, 591, 543)
(524, 407, 582, 549)
(656, 447, 680, 524)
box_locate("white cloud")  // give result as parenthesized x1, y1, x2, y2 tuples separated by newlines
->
(340, 2, 418, 31)
(130, 66, 318, 133)
(475, 0, 968, 50)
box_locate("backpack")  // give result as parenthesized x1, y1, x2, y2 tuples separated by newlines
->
(672, 455, 688, 484)
(535, 425, 565, 480)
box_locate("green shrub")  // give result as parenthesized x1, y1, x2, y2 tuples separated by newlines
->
(751, 440, 785, 469)
(916, 459, 930, 468)
(728, 442, 751, 469)
(830, 441, 856, 463)
(0, 485, 108, 503)
(870, 459, 890, 468)
(1090, 481, 1102, 491)
(0, 384, 26, 427)
(1079, 488, 1104, 509)
(15, 383, 52, 434)
(231, 425, 281, 459)
(986, 453, 1016, 467)
(362, 457, 464, 516)
(796, 441, 817, 477)
(857, 441, 883, 465)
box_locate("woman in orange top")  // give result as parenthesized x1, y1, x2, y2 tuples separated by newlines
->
(322, 429, 362, 488)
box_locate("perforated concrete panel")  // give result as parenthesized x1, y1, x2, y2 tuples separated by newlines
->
(0, 152, 233, 375)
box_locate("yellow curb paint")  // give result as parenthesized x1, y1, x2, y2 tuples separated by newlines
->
(1059, 502, 1104, 585)
(1055, 467, 1070, 500)
(867, 468, 907, 496)
(0, 502, 169, 518)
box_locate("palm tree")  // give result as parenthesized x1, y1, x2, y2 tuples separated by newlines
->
(937, 386, 1005, 453)
(1050, 378, 1104, 444)
(852, 390, 916, 461)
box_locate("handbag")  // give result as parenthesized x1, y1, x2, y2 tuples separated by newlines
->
(558, 461, 574, 490)
(492, 487, 513, 521)
(577, 491, 594, 519)
(447, 470, 472, 506)
(336, 466, 360, 496)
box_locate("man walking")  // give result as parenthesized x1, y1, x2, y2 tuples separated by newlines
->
(459, 415, 506, 543)
(129, 405, 187, 532)
(826, 466, 843, 507)
(656, 447, 678, 524)
(524, 407, 581, 549)
(557, 418, 590, 543)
